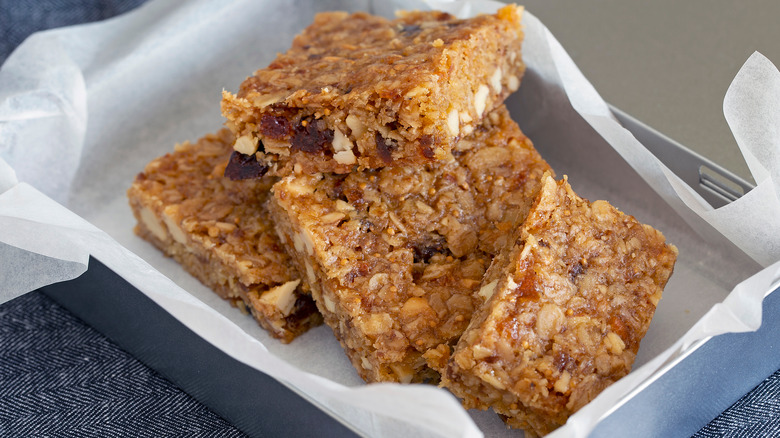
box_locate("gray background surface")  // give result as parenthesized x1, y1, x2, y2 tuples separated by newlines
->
(521, 0, 779, 184)
(2, 2, 780, 437)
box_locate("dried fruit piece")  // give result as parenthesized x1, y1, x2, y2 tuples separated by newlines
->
(269, 106, 552, 383)
(128, 129, 322, 343)
(224, 151, 269, 180)
(221, 5, 527, 175)
(440, 174, 678, 436)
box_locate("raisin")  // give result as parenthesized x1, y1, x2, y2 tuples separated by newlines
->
(411, 235, 449, 263)
(609, 315, 630, 345)
(399, 24, 421, 35)
(344, 262, 371, 285)
(437, 12, 456, 21)
(290, 119, 334, 154)
(569, 261, 585, 282)
(224, 151, 269, 180)
(554, 351, 574, 372)
(260, 114, 292, 140)
(358, 219, 372, 233)
(418, 135, 435, 159)
(482, 355, 500, 364)
(330, 176, 347, 201)
(284, 296, 319, 328)
(375, 132, 397, 164)
(514, 269, 539, 302)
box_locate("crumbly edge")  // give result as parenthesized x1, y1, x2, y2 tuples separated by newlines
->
(127, 130, 322, 343)
(268, 195, 439, 382)
(132, 215, 321, 343)
(268, 106, 553, 383)
(221, 4, 526, 175)
(441, 174, 678, 436)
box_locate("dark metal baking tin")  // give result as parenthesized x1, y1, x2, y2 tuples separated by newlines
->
(40, 108, 778, 437)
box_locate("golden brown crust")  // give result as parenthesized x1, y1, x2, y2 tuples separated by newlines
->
(127, 129, 322, 343)
(440, 174, 678, 436)
(269, 106, 552, 382)
(222, 5, 526, 176)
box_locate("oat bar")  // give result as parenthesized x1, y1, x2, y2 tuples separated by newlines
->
(269, 106, 551, 382)
(222, 5, 525, 177)
(439, 174, 678, 436)
(127, 129, 322, 343)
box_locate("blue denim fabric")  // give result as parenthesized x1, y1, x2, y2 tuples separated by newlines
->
(1, 1, 780, 437)
(693, 368, 780, 438)
(0, 0, 146, 65)
(0, 291, 246, 437)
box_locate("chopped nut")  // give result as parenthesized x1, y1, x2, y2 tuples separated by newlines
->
(283, 178, 317, 197)
(480, 371, 506, 390)
(300, 230, 315, 255)
(400, 297, 434, 319)
(332, 128, 352, 152)
(259, 279, 301, 316)
(368, 273, 390, 292)
(536, 304, 565, 340)
(474, 84, 489, 117)
(478, 279, 498, 300)
(345, 114, 366, 138)
(233, 135, 259, 155)
(414, 200, 435, 215)
(214, 221, 237, 232)
(472, 344, 493, 361)
(335, 199, 354, 212)
(507, 74, 520, 92)
(446, 108, 460, 136)
(404, 86, 430, 99)
(250, 92, 287, 108)
(360, 312, 394, 336)
(554, 371, 571, 394)
(304, 260, 316, 285)
(162, 207, 187, 245)
(322, 294, 337, 313)
(320, 212, 346, 224)
(139, 207, 167, 242)
(334, 149, 357, 165)
(490, 68, 503, 91)
(388, 211, 407, 234)
(605, 331, 626, 355)
(390, 363, 414, 384)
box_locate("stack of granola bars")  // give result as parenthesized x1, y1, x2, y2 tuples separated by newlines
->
(127, 5, 678, 436)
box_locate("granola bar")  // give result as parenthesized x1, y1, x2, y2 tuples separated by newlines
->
(222, 5, 525, 177)
(438, 174, 678, 436)
(127, 129, 322, 343)
(269, 106, 552, 382)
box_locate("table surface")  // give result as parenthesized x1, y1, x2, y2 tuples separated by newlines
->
(2, 1, 780, 437)
(522, 0, 780, 185)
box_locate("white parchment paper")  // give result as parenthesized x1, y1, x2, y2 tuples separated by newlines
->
(1, 1, 780, 436)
